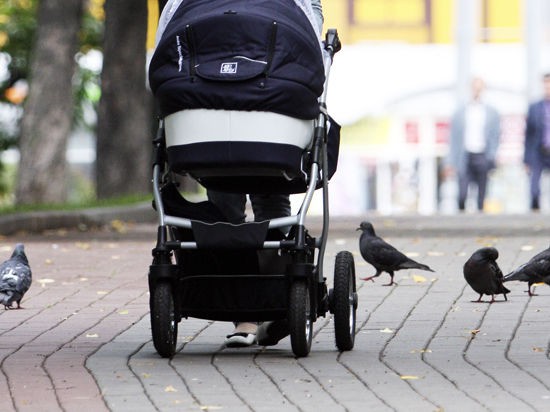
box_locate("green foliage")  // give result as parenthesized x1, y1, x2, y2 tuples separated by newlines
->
(0, 0, 37, 91)
(0, 0, 105, 198)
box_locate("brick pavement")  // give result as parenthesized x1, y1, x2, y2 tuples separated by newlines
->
(0, 215, 549, 411)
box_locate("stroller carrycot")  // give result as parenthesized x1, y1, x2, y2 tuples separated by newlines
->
(149, 0, 336, 193)
(148, 0, 356, 358)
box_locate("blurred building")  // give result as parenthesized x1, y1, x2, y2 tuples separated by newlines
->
(314, 0, 550, 215)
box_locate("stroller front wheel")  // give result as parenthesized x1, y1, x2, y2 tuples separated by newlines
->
(288, 279, 313, 358)
(332, 251, 357, 351)
(151, 281, 178, 358)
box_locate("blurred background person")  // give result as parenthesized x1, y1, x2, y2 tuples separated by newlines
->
(524, 73, 550, 211)
(445, 77, 501, 212)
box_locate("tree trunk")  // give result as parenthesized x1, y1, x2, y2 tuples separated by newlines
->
(15, 0, 84, 206)
(96, 0, 152, 199)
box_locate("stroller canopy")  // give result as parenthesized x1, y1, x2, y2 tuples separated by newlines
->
(149, 0, 325, 120)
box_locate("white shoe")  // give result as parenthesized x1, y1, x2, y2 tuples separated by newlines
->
(224, 332, 256, 347)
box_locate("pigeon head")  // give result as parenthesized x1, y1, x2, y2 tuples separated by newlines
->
(475, 247, 499, 261)
(11, 244, 28, 263)
(357, 221, 376, 235)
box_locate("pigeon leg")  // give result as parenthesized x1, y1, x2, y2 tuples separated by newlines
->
(361, 270, 381, 283)
(527, 285, 538, 296)
(489, 295, 496, 304)
(382, 272, 395, 287)
(471, 294, 484, 303)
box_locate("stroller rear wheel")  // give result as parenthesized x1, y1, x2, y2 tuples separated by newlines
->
(151, 281, 178, 358)
(288, 279, 313, 357)
(332, 251, 357, 351)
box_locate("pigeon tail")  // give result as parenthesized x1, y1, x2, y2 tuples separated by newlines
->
(503, 270, 529, 283)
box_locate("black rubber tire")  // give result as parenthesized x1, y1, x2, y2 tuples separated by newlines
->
(288, 279, 313, 358)
(333, 251, 357, 351)
(151, 281, 178, 358)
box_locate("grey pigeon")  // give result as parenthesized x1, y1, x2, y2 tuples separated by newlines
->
(463, 247, 510, 303)
(357, 221, 434, 286)
(0, 244, 32, 309)
(504, 246, 550, 296)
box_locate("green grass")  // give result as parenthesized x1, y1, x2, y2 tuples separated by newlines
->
(0, 193, 152, 216)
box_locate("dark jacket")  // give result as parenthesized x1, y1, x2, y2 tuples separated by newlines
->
(524, 100, 549, 166)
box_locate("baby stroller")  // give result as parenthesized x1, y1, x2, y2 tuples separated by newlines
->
(148, 0, 357, 358)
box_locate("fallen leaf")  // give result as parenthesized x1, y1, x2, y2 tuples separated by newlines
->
(111, 255, 121, 260)
(521, 245, 534, 251)
(410, 349, 432, 354)
(44, 259, 54, 265)
(75, 242, 91, 250)
(532, 347, 545, 352)
(110, 219, 127, 234)
(79, 277, 88, 282)
(118, 310, 129, 315)
(142, 373, 151, 378)
(165, 385, 178, 393)
(96, 291, 108, 295)
(86, 333, 99, 338)
(380, 328, 394, 334)
(427, 251, 444, 256)
(470, 329, 481, 336)
(400, 375, 421, 380)
(406, 252, 420, 258)
(412, 275, 427, 283)
(335, 239, 347, 246)
(200, 407, 222, 411)
(37, 279, 55, 288)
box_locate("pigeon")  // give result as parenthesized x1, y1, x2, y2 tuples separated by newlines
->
(357, 221, 434, 286)
(0, 244, 32, 309)
(503, 246, 550, 296)
(463, 247, 510, 303)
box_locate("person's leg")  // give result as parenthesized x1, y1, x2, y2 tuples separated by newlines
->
(249, 193, 291, 221)
(207, 191, 258, 346)
(250, 193, 292, 346)
(529, 160, 543, 210)
(457, 171, 469, 211)
(207, 190, 247, 223)
(470, 154, 489, 211)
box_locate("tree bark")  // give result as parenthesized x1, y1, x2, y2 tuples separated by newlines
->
(96, 0, 152, 199)
(15, 0, 84, 205)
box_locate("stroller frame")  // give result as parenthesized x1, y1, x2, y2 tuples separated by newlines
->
(148, 30, 356, 358)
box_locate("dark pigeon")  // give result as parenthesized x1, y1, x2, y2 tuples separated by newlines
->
(0, 244, 32, 309)
(463, 247, 510, 303)
(504, 246, 550, 296)
(357, 221, 434, 286)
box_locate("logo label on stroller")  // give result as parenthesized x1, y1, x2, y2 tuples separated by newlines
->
(220, 62, 238, 74)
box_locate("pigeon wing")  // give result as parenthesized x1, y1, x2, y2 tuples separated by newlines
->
(364, 236, 409, 269)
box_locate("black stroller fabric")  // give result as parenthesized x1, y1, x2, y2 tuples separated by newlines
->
(149, 0, 325, 120)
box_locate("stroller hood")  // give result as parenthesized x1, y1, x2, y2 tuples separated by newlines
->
(149, 0, 325, 120)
